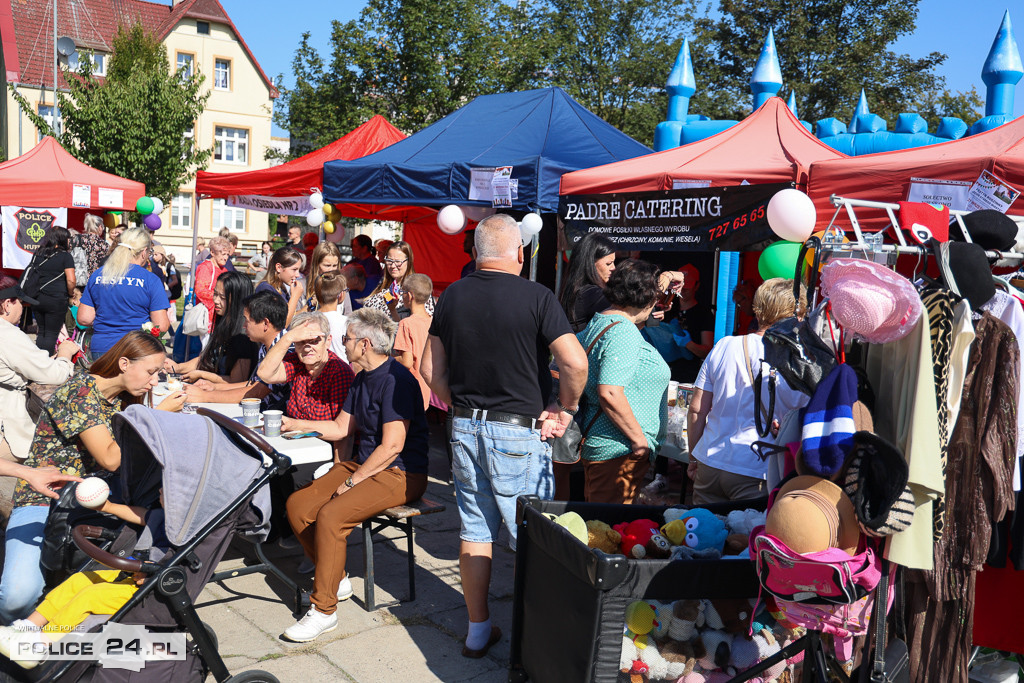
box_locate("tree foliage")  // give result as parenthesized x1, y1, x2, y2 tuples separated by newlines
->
(10, 25, 210, 203)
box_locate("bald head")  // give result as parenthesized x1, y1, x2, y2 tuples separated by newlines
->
(475, 214, 522, 265)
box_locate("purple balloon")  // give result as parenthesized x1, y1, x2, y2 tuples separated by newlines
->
(143, 214, 162, 231)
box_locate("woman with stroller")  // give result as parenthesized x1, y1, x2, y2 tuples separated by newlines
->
(166, 271, 257, 384)
(76, 227, 170, 358)
(277, 308, 429, 642)
(0, 331, 186, 623)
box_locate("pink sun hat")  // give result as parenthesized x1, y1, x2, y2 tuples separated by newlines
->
(819, 258, 922, 344)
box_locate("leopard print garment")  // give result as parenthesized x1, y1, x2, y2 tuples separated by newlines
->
(921, 289, 954, 540)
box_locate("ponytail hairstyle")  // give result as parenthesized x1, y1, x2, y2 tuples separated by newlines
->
(262, 247, 303, 293)
(100, 227, 151, 284)
(88, 330, 166, 409)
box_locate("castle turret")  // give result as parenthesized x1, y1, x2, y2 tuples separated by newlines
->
(982, 10, 1023, 118)
(750, 29, 783, 110)
(654, 39, 697, 151)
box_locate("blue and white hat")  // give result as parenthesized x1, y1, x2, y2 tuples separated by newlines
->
(800, 363, 858, 477)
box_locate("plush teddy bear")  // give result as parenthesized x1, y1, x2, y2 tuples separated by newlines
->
(709, 598, 755, 635)
(699, 629, 734, 673)
(669, 599, 704, 641)
(587, 519, 622, 554)
(613, 519, 661, 558)
(661, 638, 704, 679)
(725, 508, 766, 537)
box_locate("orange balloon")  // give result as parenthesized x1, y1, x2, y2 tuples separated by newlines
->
(805, 229, 849, 270)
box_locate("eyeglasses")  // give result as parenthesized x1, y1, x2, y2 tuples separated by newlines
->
(383, 258, 408, 266)
(341, 335, 364, 345)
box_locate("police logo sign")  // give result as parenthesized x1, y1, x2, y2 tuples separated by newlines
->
(14, 208, 56, 253)
(1, 205, 67, 269)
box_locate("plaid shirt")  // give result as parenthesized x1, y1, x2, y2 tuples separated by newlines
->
(283, 350, 355, 420)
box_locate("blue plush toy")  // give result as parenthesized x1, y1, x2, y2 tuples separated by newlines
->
(663, 507, 728, 553)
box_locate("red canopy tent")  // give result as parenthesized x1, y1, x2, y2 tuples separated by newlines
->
(807, 113, 1024, 229)
(0, 136, 144, 209)
(559, 98, 847, 195)
(0, 136, 145, 271)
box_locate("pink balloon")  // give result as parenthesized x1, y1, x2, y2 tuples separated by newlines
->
(143, 214, 162, 231)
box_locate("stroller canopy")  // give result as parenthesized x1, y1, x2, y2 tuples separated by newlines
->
(113, 406, 271, 546)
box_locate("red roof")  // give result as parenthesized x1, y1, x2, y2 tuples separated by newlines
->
(0, 136, 145, 209)
(559, 97, 847, 195)
(3, 0, 277, 97)
(196, 116, 408, 198)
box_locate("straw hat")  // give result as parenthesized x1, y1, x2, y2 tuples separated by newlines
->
(819, 258, 922, 344)
(766, 476, 860, 555)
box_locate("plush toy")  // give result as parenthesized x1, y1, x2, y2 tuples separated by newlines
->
(667, 509, 729, 553)
(620, 635, 639, 672)
(669, 599, 704, 641)
(678, 673, 708, 683)
(702, 600, 725, 630)
(638, 637, 672, 680)
(725, 533, 750, 556)
(625, 600, 660, 649)
(545, 511, 588, 545)
(699, 629, 734, 672)
(627, 659, 650, 683)
(709, 598, 754, 634)
(645, 531, 672, 559)
(587, 519, 622, 554)
(670, 544, 724, 561)
(661, 519, 692, 546)
(725, 508, 766, 537)
(614, 519, 661, 558)
(650, 601, 673, 639)
(661, 638, 704, 678)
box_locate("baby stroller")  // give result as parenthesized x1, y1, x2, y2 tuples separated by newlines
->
(0, 405, 292, 682)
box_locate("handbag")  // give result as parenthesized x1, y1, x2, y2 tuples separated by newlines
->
(549, 319, 622, 464)
(180, 263, 212, 336)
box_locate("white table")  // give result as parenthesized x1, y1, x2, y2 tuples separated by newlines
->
(192, 402, 333, 467)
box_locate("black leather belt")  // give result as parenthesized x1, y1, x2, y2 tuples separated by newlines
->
(451, 406, 538, 430)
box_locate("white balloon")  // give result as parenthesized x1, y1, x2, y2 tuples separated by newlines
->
(150, 197, 164, 215)
(519, 212, 543, 237)
(309, 192, 324, 209)
(766, 189, 817, 243)
(437, 205, 467, 235)
(463, 205, 496, 222)
(306, 208, 325, 227)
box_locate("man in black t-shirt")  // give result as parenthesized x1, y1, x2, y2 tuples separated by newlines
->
(422, 213, 587, 659)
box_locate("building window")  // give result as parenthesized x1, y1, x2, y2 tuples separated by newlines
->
(37, 104, 60, 140)
(176, 52, 194, 77)
(171, 193, 192, 230)
(68, 51, 106, 76)
(196, 21, 210, 35)
(212, 199, 246, 232)
(213, 126, 247, 164)
(214, 59, 230, 90)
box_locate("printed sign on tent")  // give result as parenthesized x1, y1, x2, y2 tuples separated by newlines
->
(468, 167, 519, 204)
(97, 188, 123, 208)
(559, 183, 787, 251)
(227, 195, 313, 216)
(72, 184, 91, 208)
(905, 177, 971, 211)
(965, 170, 1020, 213)
(1, 206, 68, 268)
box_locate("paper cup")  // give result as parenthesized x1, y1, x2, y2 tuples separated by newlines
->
(262, 410, 283, 437)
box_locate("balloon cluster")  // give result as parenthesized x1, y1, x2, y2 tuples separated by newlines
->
(307, 192, 337, 234)
(758, 189, 817, 280)
(103, 211, 122, 229)
(135, 196, 164, 231)
(436, 205, 544, 245)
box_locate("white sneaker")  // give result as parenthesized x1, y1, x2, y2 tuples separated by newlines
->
(337, 575, 353, 601)
(282, 606, 337, 643)
(297, 557, 315, 574)
(0, 625, 47, 669)
(643, 474, 669, 496)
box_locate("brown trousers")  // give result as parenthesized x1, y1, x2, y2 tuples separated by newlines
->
(285, 460, 427, 614)
(691, 459, 765, 505)
(583, 452, 651, 504)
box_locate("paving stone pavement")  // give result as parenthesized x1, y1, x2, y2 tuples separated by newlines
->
(197, 420, 518, 683)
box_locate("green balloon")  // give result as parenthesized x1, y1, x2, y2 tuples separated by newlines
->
(136, 197, 155, 215)
(758, 240, 803, 281)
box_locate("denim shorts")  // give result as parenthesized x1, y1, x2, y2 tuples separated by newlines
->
(450, 415, 553, 549)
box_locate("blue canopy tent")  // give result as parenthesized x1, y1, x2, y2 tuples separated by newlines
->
(322, 87, 652, 286)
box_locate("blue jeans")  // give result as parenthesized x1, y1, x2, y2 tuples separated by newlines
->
(0, 505, 49, 623)
(450, 415, 553, 550)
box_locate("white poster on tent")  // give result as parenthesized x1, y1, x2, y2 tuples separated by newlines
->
(227, 194, 313, 216)
(97, 188, 123, 208)
(72, 184, 91, 208)
(965, 170, 1020, 213)
(468, 167, 519, 203)
(906, 177, 971, 210)
(1, 206, 68, 268)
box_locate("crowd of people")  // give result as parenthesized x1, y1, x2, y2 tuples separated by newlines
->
(0, 211, 797, 664)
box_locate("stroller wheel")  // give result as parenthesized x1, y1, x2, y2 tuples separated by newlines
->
(224, 671, 280, 683)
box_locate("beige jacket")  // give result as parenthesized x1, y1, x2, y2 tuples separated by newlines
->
(0, 318, 74, 459)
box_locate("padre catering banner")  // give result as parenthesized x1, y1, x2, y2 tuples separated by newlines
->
(559, 183, 788, 251)
(1, 206, 68, 268)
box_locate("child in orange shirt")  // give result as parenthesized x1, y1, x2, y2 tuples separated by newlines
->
(392, 274, 433, 410)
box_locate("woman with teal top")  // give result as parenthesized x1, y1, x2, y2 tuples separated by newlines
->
(576, 259, 670, 504)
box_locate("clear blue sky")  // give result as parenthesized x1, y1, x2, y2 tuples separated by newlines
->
(219, 0, 1022, 137)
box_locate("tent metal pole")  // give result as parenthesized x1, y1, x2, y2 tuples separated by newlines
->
(187, 195, 201, 298)
(555, 249, 563, 295)
(529, 234, 538, 282)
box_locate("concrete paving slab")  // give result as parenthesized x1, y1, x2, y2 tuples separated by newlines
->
(230, 651, 351, 681)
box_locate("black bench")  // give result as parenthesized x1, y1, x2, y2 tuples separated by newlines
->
(361, 498, 446, 611)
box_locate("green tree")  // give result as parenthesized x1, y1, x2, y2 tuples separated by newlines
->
(917, 86, 985, 131)
(11, 25, 210, 203)
(695, 0, 949, 127)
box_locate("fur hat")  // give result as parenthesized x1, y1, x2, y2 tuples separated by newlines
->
(842, 432, 915, 537)
(766, 475, 861, 555)
(819, 258, 922, 344)
(957, 209, 1017, 250)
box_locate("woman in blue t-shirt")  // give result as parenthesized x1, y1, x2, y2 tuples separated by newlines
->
(77, 227, 169, 358)
(275, 307, 429, 643)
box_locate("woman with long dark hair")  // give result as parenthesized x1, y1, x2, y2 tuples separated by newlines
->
(362, 240, 434, 320)
(0, 330, 184, 622)
(28, 226, 77, 352)
(167, 271, 256, 383)
(256, 247, 305, 326)
(559, 234, 616, 333)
